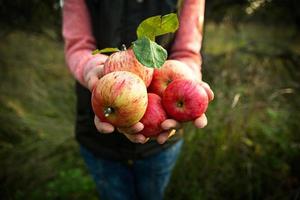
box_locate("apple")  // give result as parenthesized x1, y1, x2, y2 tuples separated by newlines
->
(103, 49, 153, 87)
(92, 71, 148, 128)
(139, 93, 167, 137)
(162, 79, 208, 122)
(148, 60, 196, 97)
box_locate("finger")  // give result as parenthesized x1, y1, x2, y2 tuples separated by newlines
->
(193, 114, 208, 128)
(157, 129, 177, 144)
(118, 122, 144, 135)
(161, 119, 181, 131)
(86, 67, 103, 91)
(94, 116, 115, 133)
(201, 82, 214, 101)
(88, 75, 99, 92)
(123, 133, 150, 144)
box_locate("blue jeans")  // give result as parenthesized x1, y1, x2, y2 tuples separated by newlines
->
(80, 140, 183, 200)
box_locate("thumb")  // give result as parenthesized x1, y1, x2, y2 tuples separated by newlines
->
(88, 75, 99, 92)
(85, 66, 104, 92)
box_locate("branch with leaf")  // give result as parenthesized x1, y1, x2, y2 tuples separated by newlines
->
(92, 13, 179, 68)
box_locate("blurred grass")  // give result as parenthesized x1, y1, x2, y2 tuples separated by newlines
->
(166, 23, 300, 200)
(0, 23, 300, 199)
(0, 32, 97, 199)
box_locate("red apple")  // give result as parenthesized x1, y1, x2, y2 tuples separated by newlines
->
(148, 60, 196, 97)
(162, 79, 208, 122)
(103, 49, 153, 87)
(92, 71, 148, 128)
(139, 93, 167, 137)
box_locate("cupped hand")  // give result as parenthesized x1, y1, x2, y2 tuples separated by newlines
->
(94, 116, 149, 144)
(118, 123, 150, 144)
(94, 116, 115, 133)
(156, 113, 209, 144)
(156, 119, 181, 144)
(92, 72, 214, 145)
(89, 65, 150, 144)
(157, 81, 214, 144)
(94, 113, 208, 145)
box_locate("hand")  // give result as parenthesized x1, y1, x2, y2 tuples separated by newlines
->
(156, 119, 181, 144)
(86, 58, 150, 143)
(118, 123, 150, 144)
(84, 64, 104, 92)
(88, 64, 149, 144)
(157, 81, 214, 144)
(94, 116, 149, 144)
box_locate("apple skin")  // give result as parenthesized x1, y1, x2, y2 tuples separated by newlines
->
(148, 60, 196, 97)
(139, 93, 167, 137)
(103, 49, 153, 87)
(92, 71, 148, 128)
(162, 79, 208, 122)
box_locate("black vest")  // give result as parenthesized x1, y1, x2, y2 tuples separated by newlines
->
(75, 0, 181, 161)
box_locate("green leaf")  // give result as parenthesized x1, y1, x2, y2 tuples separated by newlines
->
(157, 13, 179, 35)
(137, 13, 179, 41)
(133, 37, 167, 68)
(92, 48, 120, 55)
(136, 16, 161, 41)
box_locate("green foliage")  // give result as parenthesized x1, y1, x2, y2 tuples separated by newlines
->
(136, 13, 179, 41)
(25, 169, 97, 200)
(92, 13, 177, 68)
(0, 31, 84, 199)
(133, 37, 167, 68)
(133, 13, 178, 68)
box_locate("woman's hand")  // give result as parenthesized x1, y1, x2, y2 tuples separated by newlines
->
(157, 81, 214, 144)
(94, 116, 149, 144)
(88, 60, 214, 145)
(87, 64, 150, 144)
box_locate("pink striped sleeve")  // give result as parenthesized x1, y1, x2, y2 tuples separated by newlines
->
(62, 0, 108, 87)
(169, 0, 205, 80)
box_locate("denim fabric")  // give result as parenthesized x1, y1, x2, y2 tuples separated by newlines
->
(80, 139, 183, 200)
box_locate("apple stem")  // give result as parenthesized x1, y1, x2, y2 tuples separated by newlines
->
(104, 107, 113, 117)
(121, 44, 127, 51)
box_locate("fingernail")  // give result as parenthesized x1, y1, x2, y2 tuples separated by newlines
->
(138, 139, 146, 144)
(138, 136, 149, 144)
(168, 129, 176, 138)
(158, 139, 165, 144)
(143, 138, 150, 143)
